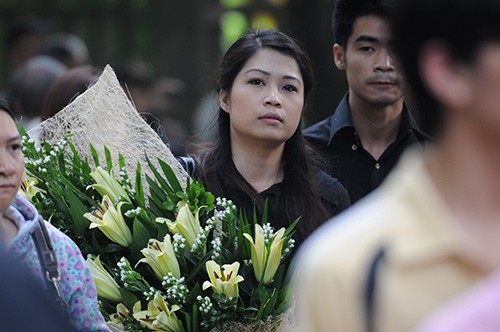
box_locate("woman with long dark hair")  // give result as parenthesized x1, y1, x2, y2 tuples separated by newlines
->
(189, 30, 350, 246)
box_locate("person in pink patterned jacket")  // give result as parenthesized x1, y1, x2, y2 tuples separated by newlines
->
(0, 99, 109, 331)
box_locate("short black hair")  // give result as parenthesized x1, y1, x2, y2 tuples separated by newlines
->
(332, 0, 393, 46)
(392, 0, 500, 133)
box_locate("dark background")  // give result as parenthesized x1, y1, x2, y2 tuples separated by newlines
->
(0, 0, 348, 134)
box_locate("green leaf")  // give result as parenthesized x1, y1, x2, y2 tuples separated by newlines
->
(134, 162, 145, 207)
(190, 302, 199, 332)
(119, 288, 139, 309)
(146, 155, 173, 194)
(63, 189, 91, 234)
(118, 154, 126, 170)
(90, 144, 100, 167)
(158, 158, 182, 193)
(105, 146, 113, 172)
(130, 217, 151, 259)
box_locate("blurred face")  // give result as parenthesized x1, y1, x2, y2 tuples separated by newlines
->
(0, 111, 24, 213)
(220, 48, 304, 148)
(462, 42, 500, 138)
(334, 15, 405, 108)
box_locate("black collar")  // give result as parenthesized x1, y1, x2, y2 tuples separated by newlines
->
(326, 93, 425, 145)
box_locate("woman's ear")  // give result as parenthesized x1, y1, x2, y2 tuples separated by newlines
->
(419, 42, 473, 110)
(219, 90, 230, 113)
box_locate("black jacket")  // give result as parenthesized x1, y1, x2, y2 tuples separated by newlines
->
(304, 93, 431, 204)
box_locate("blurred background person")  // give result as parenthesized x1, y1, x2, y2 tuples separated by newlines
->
(116, 59, 188, 156)
(417, 271, 500, 332)
(38, 32, 90, 69)
(41, 65, 102, 120)
(0, 251, 77, 332)
(7, 54, 66, 130)
(4, 15, 50, 76)
(6, 32, 90, 131)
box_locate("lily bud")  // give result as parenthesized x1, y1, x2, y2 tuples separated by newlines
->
(86, 256, 122, 303)
(156, 201, 201, 249)
(87, 166, 130, 204)
(244, 224, 286, 285)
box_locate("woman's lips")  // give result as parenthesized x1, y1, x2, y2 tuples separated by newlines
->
(259, 112, 283, 123)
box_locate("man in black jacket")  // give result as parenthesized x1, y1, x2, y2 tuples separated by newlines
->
(304, 0, 430, 204)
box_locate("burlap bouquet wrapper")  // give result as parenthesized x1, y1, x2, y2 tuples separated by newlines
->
(210, 309, 295, 332)
(29, 65, 188, 190)
(105, 292, 295, 332)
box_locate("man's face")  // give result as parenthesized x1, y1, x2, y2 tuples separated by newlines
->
(334, 15, 405, 108)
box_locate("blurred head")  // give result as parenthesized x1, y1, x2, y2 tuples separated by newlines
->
(39, 33, 90, 68)
(41, 65, 102, 120)
(332, 0, 393, 47)
(5, 16, 50, 72)
(115, 60, 156, 114)
(392, 0, 500, 134)
(8, 55, 66, 120)
(0, 99, 24, 214)
(215, 29, 315, 146)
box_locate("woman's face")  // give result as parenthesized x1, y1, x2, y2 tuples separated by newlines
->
(220, 48, 304, 149)
(0, 111, 24, 213)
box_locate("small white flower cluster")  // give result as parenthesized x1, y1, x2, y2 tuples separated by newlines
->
(216, 197, 236, 212)
(118, 166, 135, 196)
(205, 197, 238, 258)
(197, 295, 214, 315)
(117, 257, 130, 283)
(210, 236, 222, 260)
(282, 238, 295, 259)
(23, 136, 68, 174)
(161, 273, 188, 305)
(191, 226, 207, 253)
(143, 287, 158, 301)
(244, 259, 252, 266)
(20, 136, 33, 152)
(191, 215, 218, 256)
(124, 207, 142, 218)
(172, 233, 187, 254)
(117, 257, 151, 294)
(262, 223, 275, 245)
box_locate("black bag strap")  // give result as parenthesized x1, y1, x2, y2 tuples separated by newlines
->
(364, 248, 385, 332)
(177, 156, 197, 178)
(32, 218, 68, 310)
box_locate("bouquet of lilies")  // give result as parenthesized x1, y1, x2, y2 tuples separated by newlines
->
(19, 130, 296, 331)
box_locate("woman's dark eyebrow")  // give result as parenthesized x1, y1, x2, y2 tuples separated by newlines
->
(7, 135, 22, 143)
(244, 68, 302, 85)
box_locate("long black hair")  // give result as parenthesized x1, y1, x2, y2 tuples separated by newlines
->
(196, 29, 331, 241)
(0, 98, 16, 120)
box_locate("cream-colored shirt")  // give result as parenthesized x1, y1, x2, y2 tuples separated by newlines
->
(290, 149, 495, 332)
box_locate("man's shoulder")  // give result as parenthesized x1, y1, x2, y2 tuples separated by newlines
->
(303, 115, 334, 142)
(304, 97, 352, 146)
(297, 195, 397, 274)
(292, 195, 398, 331)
